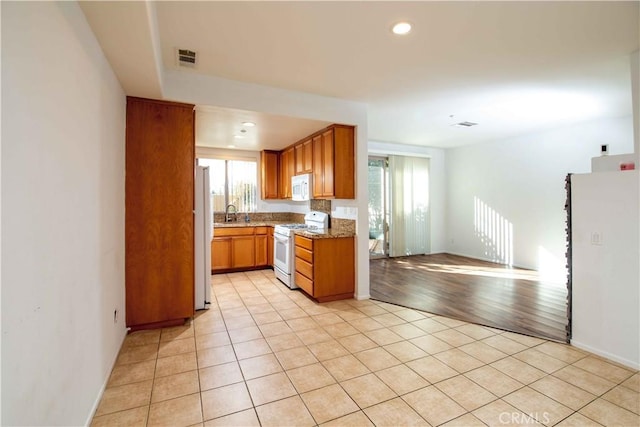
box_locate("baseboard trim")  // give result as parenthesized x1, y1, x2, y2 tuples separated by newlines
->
(570, 339, 639, 370)
(84, 328, 127, 425)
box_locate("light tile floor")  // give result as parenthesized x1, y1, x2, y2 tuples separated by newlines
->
(92, 270, 640, 427)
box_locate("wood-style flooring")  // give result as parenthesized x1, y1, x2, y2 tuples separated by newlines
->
(370, 253, 569, 342)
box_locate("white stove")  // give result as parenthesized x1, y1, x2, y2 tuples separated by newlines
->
(273, 212, 329, 289)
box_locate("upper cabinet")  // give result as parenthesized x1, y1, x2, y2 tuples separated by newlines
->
(313, 125, 355, 199)
(260, 150, 279, 199)
(260, 124, 355, 201)
(279, 146, 295, 199)
(294, 138, 313, 175)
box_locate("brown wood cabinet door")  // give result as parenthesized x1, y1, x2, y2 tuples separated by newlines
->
(302, 139, 313, 173)
(313, 237, 355, 299)
(279, 147, 295, 198)
(295, 139, 313, 175)
(287, 148, 295, 195)
(267, 233, 274, 266)
(279, 149, 288, 198)
(333, 126, 355, 199)
(212, 238, 232, 270)
(125, 97, 195, 328)
(255, 235, 268, 266)
(260, 151, 279, 199)
(294, 144, 304, 175)
(321, 129, 335, 197)
(232, 236, 255, 268)
(312, 135, 323, 197)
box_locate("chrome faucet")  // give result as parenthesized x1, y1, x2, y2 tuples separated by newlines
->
(225, 204, 237, 222)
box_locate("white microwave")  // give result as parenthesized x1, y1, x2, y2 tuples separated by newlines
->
(292, 174, 311, 201)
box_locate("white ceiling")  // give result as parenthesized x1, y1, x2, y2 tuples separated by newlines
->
(81, 1, 639, 150)
(195, 106, 331, 151)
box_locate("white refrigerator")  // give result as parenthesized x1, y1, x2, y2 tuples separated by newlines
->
(195, 165, 212, 310)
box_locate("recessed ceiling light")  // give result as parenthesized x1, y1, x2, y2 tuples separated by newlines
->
(242, 121, 256, 127)
(392, 22, 412, 35)
(227, 145, 235, 148)
(234, 135, 245, 139)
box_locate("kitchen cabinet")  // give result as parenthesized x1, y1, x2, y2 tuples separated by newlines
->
(279, 147, 295, 199)
(125, 97, 195, 330)
(255, 227, 268, 267)
(262, 124, 355, 201)
(232, 236, 255, 268)
(294, 235, 355, 302)
(294, 139, 313, 175)
(312, 125, 355, 199)
(211, 238, 231, 270)
(260, 150, 279, 199)
(312, 134, 324, 197)
(267, 227, 274, 266)
(212, 226, 271, 272)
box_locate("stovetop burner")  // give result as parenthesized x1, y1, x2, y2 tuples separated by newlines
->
(274, 223, 309, 237)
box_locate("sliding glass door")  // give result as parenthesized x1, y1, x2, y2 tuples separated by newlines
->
(368, 157, 389, 258)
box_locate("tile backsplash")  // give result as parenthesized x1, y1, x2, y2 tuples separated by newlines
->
(331, 218, 356, 233)
(310, 199, 332, 214)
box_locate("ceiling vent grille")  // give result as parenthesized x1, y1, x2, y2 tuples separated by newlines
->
(177, 49, 197, 68)
(453, 121, 478, 127)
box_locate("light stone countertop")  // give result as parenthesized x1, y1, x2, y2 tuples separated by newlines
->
(212, 222, 356, 239)
(213, 221, 289, 228)
(294, 229, 356, 239)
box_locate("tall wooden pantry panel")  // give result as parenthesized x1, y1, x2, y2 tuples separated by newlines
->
(125, 97, 195, 330)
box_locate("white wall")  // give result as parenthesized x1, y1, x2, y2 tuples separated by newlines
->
(631, 50, 639, 159)
(571, 171, 639, 368)
(446, 116, 634, 280)
(1, 2, 126, 425)
(164, 70, 371, 299)
(368, 141, 447, 253)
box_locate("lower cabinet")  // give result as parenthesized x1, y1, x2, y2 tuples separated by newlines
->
(211, 238, 232, 270)
(231, 235, 255, 268)
(212, 226, 272, 273)
(255, 227, 268, 267)
(267, 227, 274, 266)
(294, 235, 355, 302)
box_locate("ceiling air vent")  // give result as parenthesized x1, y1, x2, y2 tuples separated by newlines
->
(177, 49, 197, 68)
(452, 121, 478, 128)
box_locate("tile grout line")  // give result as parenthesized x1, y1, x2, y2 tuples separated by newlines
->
(95, 269, 638, 426)
(144, 331, 161, 426)
(247, 274, 397, 427)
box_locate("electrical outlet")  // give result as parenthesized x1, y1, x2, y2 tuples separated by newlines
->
(590, 232, 603, 246)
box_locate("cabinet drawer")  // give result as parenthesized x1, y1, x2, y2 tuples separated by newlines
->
(295, 272, 313, 296)
(295, 235, 313, 250)
(295, 246, 313, 263)
(295, 258, 313, 279)
(255, 227, 268, 235)
(214, 227, 255, 237)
